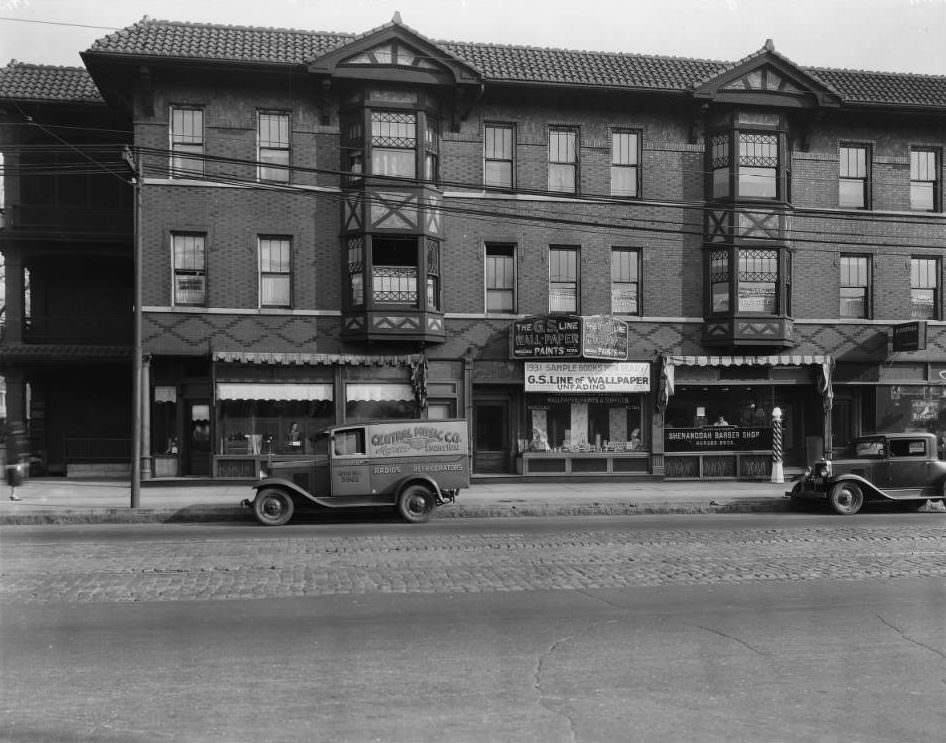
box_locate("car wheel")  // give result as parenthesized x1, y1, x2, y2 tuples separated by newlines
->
(253, 488, 295, 526)
(397, 484, 435, 524)
(828, 482, 864, 515)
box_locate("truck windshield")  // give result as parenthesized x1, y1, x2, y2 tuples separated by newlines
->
(854, 440, 885, 458)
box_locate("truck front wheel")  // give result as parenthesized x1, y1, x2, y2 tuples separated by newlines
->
(398, 485, 435, 524)
(828, 482, 863, 515)
(253, 488, 295, 526)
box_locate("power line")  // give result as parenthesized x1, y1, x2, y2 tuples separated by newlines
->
(0, 17, 120, 32)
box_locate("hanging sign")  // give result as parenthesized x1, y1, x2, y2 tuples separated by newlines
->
(892, 321, 927, 352)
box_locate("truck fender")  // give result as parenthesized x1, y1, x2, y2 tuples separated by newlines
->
(252, 477, 321, 505)
(395, 475, 444, 501)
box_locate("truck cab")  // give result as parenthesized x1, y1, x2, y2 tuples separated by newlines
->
(246, 419, 470, 525)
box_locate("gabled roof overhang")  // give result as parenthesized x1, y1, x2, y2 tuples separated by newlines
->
(691, 40, 842, 110)
(306, 14, 482, 90)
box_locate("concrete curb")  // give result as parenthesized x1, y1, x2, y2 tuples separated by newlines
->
(0, 498, 792, 525)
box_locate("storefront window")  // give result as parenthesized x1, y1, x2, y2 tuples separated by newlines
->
(527, 395, 643, 452)
(875, 385, 946, 436)
(218, 399, 335, 455)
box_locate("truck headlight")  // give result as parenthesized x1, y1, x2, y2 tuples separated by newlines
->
(814, 461, 831, 479)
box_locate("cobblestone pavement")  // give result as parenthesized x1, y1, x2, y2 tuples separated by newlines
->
(3, 524, 946, 604)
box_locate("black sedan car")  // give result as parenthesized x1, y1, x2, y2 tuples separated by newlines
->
(788, 432, 946, 515)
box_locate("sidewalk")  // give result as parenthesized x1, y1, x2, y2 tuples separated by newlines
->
(0, 477, 794, 524)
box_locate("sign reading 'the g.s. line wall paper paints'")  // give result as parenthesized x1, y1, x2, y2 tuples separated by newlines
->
(524, 361, 651, 393)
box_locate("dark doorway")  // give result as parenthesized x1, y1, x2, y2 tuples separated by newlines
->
(473, 400, 510, 473)
(185, 400, 211, 476)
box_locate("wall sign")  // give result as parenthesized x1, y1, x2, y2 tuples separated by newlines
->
(581, 315, 629, 360)
(664, 427, 773, 452)
(512, 315, 582, 358)
(524, 361, 651, 393)
(892, 321, 927, 352)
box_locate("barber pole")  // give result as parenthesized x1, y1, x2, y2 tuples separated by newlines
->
(770, 407, 784, 484)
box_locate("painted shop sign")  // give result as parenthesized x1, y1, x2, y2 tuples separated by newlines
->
(581, 315, 629, 360)
(664, 427, 773, 452)
(511, 315, 629, 360)
(512, 315, 582, 358)
(524, 361, 651, 393)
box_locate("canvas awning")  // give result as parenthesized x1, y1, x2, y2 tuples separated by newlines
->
(346, 383, 414, 402)
(213, 351, 420, 367)
(657, 354, 834, 412)
(216, 382, 334, 401)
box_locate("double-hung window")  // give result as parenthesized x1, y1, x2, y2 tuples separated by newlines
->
(611, 130, 640, 197)
(484, 124, 514, 189)
(839, 144, 870, 209)
(170, 107, 204, 178)
(737, 249, 778, 313)
(172, 233, 206, 306)
(839, 255, 870, 319)
(370, 110, 417, 178)
(911, 257, 940, 319)
(549, 246, 579, 312)
(910, 147, 940, 211)
(738, 133, 778, 198)
(485, 244, 516, 313)
(548, 127, 578, 194)
(259, 236, 292, 308)
(611, 248, 640, 314)
(258, 112, 290, 183)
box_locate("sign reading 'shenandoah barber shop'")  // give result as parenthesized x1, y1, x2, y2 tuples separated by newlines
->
(525, 361, 651, 393)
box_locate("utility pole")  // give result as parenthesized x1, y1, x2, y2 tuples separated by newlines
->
(123, 146, 143, 508)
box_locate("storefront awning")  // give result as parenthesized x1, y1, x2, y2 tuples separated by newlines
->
(663, 354, 832, 367)
(346, 383, 414, 402)
(658, 354, 834, 413)
(216, 382, 334, 401)
(213, 351, 421, 367)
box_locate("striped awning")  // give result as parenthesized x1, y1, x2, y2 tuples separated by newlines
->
(663, 354, 831, 367)
(346, 383, 414, 402)
(213, 351, 420, 367)
(216, 382, 334, 401)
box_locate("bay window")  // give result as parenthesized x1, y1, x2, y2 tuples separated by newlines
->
(706, 246, 790, 317)
(707, 113, 787, 201)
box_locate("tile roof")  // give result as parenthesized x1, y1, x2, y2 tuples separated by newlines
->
(6, 17, 944, 109)
(0, 62, 103, 104)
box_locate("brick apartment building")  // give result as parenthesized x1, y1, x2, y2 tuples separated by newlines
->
(1, 15, 944, 481)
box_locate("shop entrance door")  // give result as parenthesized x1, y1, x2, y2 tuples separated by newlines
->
(185, 400, 211, 476)
(473, 400, 511, 473)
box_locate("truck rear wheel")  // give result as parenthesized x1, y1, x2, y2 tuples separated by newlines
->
(253, 488, 295, 526)
(397, 484, 435, 524)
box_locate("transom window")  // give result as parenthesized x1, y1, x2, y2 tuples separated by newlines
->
(484, 124, 514, 189)
(258, 112, 290, 183)
(170, 107, 204, 178)
(839, 144, 870, 209)
(549, 246, 579, 312)
(611, 130, 640, 197)
(548, 127, 578, 194)
(839, 254, 869, 319)
(610, 248, 640, 314)
(910, 147, 940, 211)
(172, 233, 206, 306)
(486, 243, 516, 313)
(259, 236, 292, 308)
(911, 257, 940, 319)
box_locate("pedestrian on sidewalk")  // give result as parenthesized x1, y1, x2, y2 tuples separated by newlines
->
(5, 421, 29, 501)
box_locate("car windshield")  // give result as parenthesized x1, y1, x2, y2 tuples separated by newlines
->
(853, 439, 885, 458)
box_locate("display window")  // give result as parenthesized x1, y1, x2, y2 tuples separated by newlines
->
(875, 385, 946, 436)
(526, 395, 643, 452)
(218, 399, 335, 455)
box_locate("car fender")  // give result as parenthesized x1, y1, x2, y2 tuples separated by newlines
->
(393, 474, 446, 502)
(828, 473, 886, 500)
